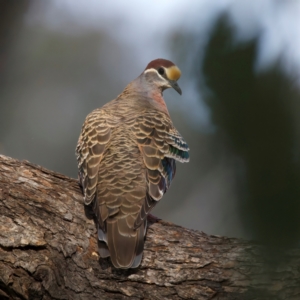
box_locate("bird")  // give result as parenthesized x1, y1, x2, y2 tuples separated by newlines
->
(76, 58, 189, 269)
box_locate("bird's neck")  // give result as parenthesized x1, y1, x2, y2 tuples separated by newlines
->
(150, 90, 169, 112)
(123, 78, 170, 115)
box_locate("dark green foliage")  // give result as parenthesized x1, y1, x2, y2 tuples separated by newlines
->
(202, 15, 300, 249)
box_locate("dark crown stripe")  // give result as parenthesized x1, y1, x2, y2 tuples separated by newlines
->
(145, 59, 175, 70)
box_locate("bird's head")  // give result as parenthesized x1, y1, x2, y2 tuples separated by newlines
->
(142, 59, 182, 95)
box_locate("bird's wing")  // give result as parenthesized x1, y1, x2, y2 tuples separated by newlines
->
(132, 111, 189, 228)
(76, 108, 112, 209)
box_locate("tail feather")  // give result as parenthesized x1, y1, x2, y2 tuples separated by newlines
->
(105, 217, 145, 269)
(98, 240, 110, 258)
(98, 227, 107, 243)
(131, 221, 146, 268)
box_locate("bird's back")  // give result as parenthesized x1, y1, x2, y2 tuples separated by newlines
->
(95, 108, 148, 268)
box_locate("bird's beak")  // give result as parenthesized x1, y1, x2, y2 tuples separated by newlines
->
(169, 80, 182, 95)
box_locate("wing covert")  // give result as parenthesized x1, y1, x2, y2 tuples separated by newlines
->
(133, 112, 189, 228)
(76, 109, 111, 206)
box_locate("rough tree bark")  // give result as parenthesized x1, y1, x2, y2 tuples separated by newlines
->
(0, 154, 299, 300)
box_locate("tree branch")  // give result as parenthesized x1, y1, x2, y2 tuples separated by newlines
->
(0, 154, 299, 300)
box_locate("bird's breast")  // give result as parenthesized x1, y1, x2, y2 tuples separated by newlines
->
(146, 91, 169, 116)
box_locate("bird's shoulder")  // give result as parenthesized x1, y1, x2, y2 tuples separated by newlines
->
(78, 95, 189, 159)
(137, 109, 188, 141)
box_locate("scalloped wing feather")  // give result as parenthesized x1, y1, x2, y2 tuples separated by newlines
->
(76, 108, 111, 206)
(133, 111, 189, 228)
(76, 103, 189, 269)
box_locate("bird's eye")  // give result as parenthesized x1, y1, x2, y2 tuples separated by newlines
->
(158, 68, 164, 75)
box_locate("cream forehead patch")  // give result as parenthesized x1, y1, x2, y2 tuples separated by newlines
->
(165, 66, 181, 81)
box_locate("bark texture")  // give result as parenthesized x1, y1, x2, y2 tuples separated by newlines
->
(0, 154, 299, 300)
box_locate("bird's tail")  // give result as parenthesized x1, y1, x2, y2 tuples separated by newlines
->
(99, 216, 145, 269)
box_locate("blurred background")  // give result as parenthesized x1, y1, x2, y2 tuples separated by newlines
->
(1, 0, 300, 249)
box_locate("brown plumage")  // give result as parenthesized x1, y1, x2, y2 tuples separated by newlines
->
(76, 58, 189, 269)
